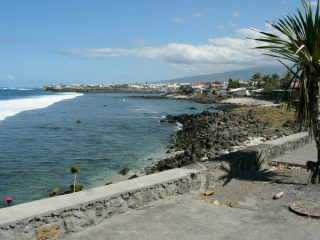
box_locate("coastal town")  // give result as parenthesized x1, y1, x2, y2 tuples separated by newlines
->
(44, 81, 228, 94)
(44, 72, 291, 100)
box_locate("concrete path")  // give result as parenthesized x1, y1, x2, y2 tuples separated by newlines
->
(65, 194, 320, 240)
(272, 142, 317, 166)
(64, 141, 320, 240)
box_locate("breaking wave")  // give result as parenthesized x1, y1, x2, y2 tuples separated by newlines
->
(0, 92, 83, 121)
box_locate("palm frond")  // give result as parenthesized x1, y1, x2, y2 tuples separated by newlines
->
(255, 0, 320, 131)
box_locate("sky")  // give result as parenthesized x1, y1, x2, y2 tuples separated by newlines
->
(0, 0, 312, 87)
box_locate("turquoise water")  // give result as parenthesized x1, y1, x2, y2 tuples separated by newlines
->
(0, 91, 213, 206)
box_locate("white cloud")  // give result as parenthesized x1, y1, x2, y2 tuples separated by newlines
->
(172, 17, 184, 24)
(193, 12, 203, 18)
(236, 28, 261, 38)
(232, 11, 240, 17)
(230, 22, 238, 28)
(64, 27, 279, 74)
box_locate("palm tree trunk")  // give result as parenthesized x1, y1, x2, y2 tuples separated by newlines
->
(73, 174, 77, 192)
(311, 79, 320, 184)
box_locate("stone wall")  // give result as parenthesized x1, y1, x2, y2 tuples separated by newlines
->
(260, 132, 310, 163)
(0, 169, 203, 240)
(215, 132, 310, 173)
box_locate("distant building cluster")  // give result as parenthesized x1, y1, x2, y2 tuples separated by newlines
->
(44, 81, 227, 94)
(44, 72, 290, 99)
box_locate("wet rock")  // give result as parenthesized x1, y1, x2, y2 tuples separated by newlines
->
(128, 174, 139, 180)
(118, 167, 130, 175)
(144, 151, 190, 174)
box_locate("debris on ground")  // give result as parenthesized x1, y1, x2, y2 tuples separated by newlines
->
(273, 192, 284, 200)
(201, 191, 214, 197)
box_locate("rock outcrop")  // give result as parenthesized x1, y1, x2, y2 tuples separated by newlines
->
(162, 110, 298, 163)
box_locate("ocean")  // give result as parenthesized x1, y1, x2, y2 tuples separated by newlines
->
(0, 89, 212, 206)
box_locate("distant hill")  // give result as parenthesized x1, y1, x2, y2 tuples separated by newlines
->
(163, 66, 285, 83)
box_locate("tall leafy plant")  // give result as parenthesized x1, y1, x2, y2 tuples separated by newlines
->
(256, 0, 320, 183)
(70, 166, 80, 192)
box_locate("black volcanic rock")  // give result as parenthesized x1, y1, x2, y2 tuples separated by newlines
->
(164, 110, 298, 162)
(118, 167, 130, 175)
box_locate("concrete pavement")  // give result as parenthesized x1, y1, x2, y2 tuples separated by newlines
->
(272, 141, 317, 166)
(65, 193, 320, 240)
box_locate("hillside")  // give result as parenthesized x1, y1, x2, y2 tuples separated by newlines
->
(163, 66, 285, 83)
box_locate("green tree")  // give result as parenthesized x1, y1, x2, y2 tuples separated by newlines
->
(249, 73, 263, 87)
(256, 0, 320, 183)
(227, 78, 241, 89)
(271, 74, 280, 82)
(263, 74, 280, 93)
(252, 73, 262, 81)
(178, 85, 193, 95)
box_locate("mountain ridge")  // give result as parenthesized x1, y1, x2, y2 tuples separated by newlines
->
(162, 66, 285, 83)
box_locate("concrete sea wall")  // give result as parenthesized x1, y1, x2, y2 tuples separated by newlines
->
(248, 132, 310, 165)
(215, 132, 310, 173)
(0, 169, 203, 240)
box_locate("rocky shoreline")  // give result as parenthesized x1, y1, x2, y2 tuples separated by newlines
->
(118, 105, 299, 179)
(113, 95, 301, 185)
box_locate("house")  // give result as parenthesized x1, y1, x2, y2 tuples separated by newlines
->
(252, 88, 264, 93)
(192, 82, 211, 89)
(192, 82, 211, 94)
(228, 87, 250, 96)
(210, 81, 224, 89)
(239, 80, 249, 86)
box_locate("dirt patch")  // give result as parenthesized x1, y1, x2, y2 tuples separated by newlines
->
(231, 105, 296, 129)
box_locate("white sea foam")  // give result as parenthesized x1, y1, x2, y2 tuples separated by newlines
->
(0, 87, 34, 91)
(0, 92, 83, 121)
(176, 122, 183, 130)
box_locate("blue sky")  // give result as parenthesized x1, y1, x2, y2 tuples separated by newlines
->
(0, 0, 308, 87)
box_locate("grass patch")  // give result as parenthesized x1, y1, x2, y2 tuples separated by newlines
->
(231, 105, 295, 129)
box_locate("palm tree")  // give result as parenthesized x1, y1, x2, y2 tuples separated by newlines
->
(70, 166, 80, 192)
(280, 72, 293, 89)
(255, 0, 320, 183)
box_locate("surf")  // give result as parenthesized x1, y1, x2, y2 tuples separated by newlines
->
(0, 92, 83, 121)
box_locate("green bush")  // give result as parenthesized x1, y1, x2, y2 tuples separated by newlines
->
(178, 85, 193, 95)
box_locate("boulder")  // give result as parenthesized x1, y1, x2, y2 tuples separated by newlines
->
(118, 167, 130, 175)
